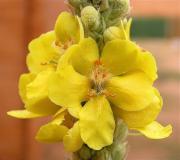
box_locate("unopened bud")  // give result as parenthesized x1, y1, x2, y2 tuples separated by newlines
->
(79, 145, 92, 160)
(104, 18, 132, 42)
(104, 26, 126, 42)
(81, 6, 100, 30)
(68, 0, 81, 7)
(109, 0, 130, 18)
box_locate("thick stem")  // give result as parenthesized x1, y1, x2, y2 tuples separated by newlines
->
(71, 120, 128, 160)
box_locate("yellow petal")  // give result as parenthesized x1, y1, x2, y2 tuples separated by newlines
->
(63, 122, 83, 152)
(136, 50, 158, 81)
(26, 69, 59, 115)
(69, 38, 99, 76)
(123, 18, 132, 40)
(49, 65, 90, 118)
(19, 73, 36, 103)
(79, 96, 115, 150)
(77, 16, 84, 41)
(27, 31, 60, 73)
(36, 123, 68, 143)
(106, 71, 155, 111)
(113, 88, 162, 128)
(103, 26, 126, 42)
(51, 107, 67, 125)
(7, 110, 45, 119)
(56, 38, 99, 74)
(55, 12, 83, 44)
(101, 40, 139, 76)
(132, 121, 172, 139)
(67, 104, 82, 119)
(56, 45, 77, 69)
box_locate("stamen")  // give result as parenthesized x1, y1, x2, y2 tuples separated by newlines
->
(87, 89, 97, 98)
(55, 38, 75, 50)
(40, 57, 58, 67)
(102, 90, 116, 97)
(88, 61, 112, 97)
(41, 62, 48, 66)
(94, 59, 102, 66)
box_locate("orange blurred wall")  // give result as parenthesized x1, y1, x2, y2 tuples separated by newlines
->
(0, 0, 179, 160)
(131, 0, 180, 18)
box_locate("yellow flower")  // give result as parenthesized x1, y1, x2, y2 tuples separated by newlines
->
(8, 12, 84, 117)
(27, 12, 84, 74)
(8, 107, 84, 152)
(49, 38, 172, 150)
(8, 12, 85, 152)
(35, 107, 83, 152)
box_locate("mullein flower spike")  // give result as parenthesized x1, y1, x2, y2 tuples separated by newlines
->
(8, 0, 172, 160)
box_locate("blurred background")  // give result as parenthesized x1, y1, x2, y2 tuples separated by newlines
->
(0, 0, 179, 160)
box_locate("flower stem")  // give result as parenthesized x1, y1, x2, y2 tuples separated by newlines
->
(71, 120, 128, 160)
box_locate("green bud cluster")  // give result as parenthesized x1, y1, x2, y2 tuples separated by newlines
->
(67, 0, 130, 50)
(68, 0, 90, 14)
(72, 120, 128, 160)
(68, 0, 130, 21)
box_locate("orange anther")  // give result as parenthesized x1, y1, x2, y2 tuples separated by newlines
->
(94, 59, 102, 66)
(41, 62, 48, 66)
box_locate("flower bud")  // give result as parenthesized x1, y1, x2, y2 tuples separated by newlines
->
(103, 26, 126, 42)
(68, 0, 90, 14)
(109, 0, 130, 18)
(69, 0, 90, 6)
(81, 6, 100, 30)
(79, 145, 92, 160)
(68, 0, 82, 7)
(104, 18, 132, 42)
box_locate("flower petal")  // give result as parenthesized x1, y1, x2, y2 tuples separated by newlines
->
(113, 88, 162, 128)
(36, 123, 68, 143)
(136, 50, 157, 81)
(106, 71, 155, 111)
(69, 38, 99, 76)
(77, 16, 84, 41)
(26, 69, 60, 115)
(27, 31, 60, 73)
(124, 18, 132, 40)
(7, 110, 45, 119)
(55, 12, 83, 44)
(51, 107, 67, 125)
(101, 40, 139, 76)
(79, 96, 115, 150)
(19, 73, 36, 103)
(63, 122, 83, 152)
(132, 121, 172, 139)
(49, 65, 90, 118)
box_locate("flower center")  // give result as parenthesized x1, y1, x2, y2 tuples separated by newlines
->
(55, 38, 75, 50)
(88, 60, 111, 97)
(40, 55, 59, 68)
(40, 38, 75, 68)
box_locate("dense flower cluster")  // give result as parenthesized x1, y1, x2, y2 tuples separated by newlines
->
(8, 0, 172, 157)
